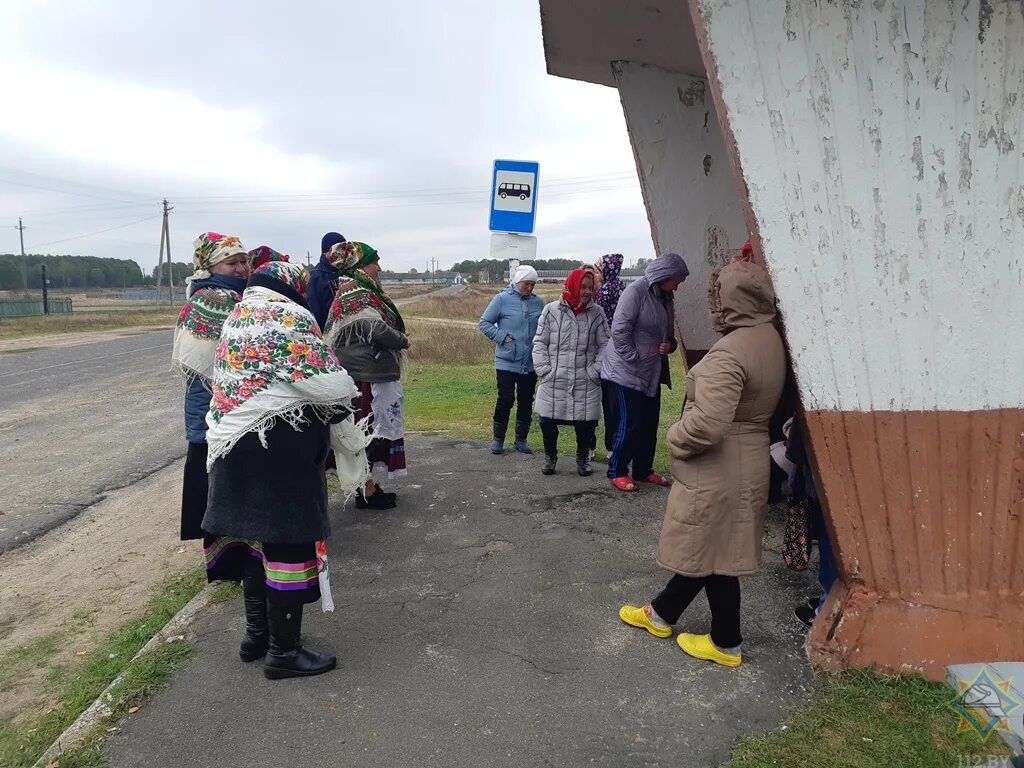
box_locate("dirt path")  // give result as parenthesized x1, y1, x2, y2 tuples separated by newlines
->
(405, 316, 477, 329)
(0, 460, 196, 720)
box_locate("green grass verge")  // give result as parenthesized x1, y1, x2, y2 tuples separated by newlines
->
(0, 569, 205, 768)
(403, 357, 687, 472)
(724, 669, 1011, 767)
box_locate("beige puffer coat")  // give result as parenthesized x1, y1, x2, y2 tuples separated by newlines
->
(656, 261, 786, 577)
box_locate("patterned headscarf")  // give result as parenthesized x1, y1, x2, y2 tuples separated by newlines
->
(187, 232, 247, 290)
(594, 253, 625, 324)
(324, 242, 405, 344)
(326, 241, 380, 276)
(251, 260, 311, 301)
(248, 245, 289, 271)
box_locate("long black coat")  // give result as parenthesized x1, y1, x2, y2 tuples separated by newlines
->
(203, 407, 331, 544)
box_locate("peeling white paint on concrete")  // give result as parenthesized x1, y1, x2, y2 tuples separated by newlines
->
(696, 0, 1024, 411)
(613, 62, 747, 352)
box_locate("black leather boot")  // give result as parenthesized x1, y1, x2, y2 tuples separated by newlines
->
(263, 603, 337, 680)
(239, 557, 269, 662)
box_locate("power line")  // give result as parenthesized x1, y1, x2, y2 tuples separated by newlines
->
(26, 214, 162, 249)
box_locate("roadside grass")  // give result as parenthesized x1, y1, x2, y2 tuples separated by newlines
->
(0, 309, 179, 340)
(402, 321, 688, 471)
(724, 669, 1010, 768)
(0, 569, 206, 768)
(404, 283, 563, 322)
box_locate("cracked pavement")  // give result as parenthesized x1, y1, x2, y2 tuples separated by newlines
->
(105, 434, 817, 768)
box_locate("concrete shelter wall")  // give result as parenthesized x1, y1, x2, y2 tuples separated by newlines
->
(613, 62, 747, 354)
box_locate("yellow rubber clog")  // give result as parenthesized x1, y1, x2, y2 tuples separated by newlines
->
(676, 633, 742, 667)
(618, 604, 673, 639)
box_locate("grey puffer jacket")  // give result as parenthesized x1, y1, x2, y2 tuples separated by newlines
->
(331, 318, 408, 383)
(532, 300, 609, 422)
(600, 252, 689, 398)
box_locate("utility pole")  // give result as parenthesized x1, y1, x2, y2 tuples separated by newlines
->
(41, 265, 49, 315)
(16, 218, 27, 294)
(155, 200, 174, 304)
(306, 251, 311, 267)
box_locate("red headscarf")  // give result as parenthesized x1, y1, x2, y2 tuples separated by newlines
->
(562, 268, 592, 315)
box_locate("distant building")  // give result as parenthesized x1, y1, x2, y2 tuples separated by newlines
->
(381, 271, 467, 287)
(534, 268, 645, 284)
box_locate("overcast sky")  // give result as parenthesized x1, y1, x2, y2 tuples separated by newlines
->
(0, 1, 653, 273)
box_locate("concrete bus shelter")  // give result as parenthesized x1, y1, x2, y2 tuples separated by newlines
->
(539, 0, 1024, 679)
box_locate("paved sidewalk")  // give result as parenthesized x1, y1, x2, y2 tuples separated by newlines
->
(105, 435, 816, 768)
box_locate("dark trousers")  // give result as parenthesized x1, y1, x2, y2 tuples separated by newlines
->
(539, 418, 597, 458)
(605, 382, 660, 479)
(494, 370, 537, 424)
(651, 574, 742, 649)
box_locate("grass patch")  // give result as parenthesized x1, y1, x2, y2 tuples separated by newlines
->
(404, 353, 687, 471)
(0, 309, 179, 340)
(0, 569, 204, 768)
(404, 284, 562, 322)
(724, 670, 1011, 768)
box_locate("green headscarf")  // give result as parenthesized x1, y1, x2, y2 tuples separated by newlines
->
(324, 241, 405, 333)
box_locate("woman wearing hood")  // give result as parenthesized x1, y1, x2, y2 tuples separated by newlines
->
(202, 258, 365, 680)
(171, 232, 250, 544)
(600, 252, 689, 492)
(478, 265, 545, 455)
(532, 268, 609, 476)
(619, 261, 785, 668)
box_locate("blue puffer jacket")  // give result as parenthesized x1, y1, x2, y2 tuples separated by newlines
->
(478, 285, 544, 374)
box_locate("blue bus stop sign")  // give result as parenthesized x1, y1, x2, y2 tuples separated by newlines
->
(489, 159, 539, 234)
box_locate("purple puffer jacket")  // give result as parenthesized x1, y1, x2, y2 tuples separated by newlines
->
(600, 252, 689, 398)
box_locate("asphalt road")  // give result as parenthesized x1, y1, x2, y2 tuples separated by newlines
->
(105, 436, 816, 768)
(0, 328, 183, 552)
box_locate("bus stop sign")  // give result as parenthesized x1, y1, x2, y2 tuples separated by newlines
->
(489, 159, 539, 234)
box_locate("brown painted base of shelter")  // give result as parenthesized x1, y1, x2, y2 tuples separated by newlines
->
(803, 408, 1024, 680)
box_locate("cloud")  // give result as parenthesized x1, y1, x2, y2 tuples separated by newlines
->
(0, 1, 654, 272)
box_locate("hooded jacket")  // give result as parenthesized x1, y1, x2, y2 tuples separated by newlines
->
(656, 261, 786, 577)
(478, 284, 545, 374)
(599, 253, 689, 397)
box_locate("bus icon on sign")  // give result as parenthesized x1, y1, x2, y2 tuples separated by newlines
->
(498, 183, 531, 200)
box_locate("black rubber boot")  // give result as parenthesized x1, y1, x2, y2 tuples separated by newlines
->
(239, 557, 269, 662)
(576, 454, 593, 477)
(542, 455, 557, 475)
(491, 420, 508, 455)
(513, 419, 533, 454)
(263, 603, 337, 680)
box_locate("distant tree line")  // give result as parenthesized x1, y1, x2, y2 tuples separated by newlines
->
(0, 254, 147, 291)
(151, 262, 194, 286)
(448, 258, 588, 283)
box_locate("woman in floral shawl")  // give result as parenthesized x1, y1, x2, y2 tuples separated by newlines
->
(171, 232, 249, 543)
(202, 258, 367, 680)
(324, 241, 410, 511)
